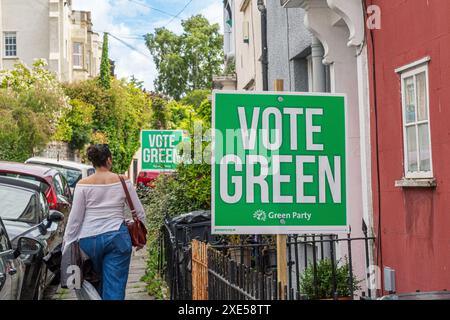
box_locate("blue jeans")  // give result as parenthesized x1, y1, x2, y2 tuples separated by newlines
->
(79, 223, 132, 300)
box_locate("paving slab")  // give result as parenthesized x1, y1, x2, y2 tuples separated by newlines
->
(44, 247, 153, 300)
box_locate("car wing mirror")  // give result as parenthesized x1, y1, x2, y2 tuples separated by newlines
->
(48, 210, 64, 223)
(14, 237, 42, 258)
(39, 210, 64, 235)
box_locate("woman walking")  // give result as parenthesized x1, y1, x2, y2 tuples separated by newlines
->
(63, 144, 146, 300)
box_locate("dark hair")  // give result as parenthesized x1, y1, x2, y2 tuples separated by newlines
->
(86, 144, 112, 168)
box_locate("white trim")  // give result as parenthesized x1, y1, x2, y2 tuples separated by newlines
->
(72, 42, 83, 68)
(400, 63, 433, 179)
(395, 56, 431, 74)
(213, 226, 350, 235)
(395, 178, 436, 188)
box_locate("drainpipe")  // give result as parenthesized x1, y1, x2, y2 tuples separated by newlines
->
(257, 0, 268, 91)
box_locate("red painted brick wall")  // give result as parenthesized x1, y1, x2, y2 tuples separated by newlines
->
(367, 0, 450, 293)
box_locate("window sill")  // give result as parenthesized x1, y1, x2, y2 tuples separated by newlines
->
(395, 178, 437, 188)
(3, 56, 18, 60)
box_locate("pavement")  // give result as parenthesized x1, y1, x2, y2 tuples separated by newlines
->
(44, 247, 154, 300)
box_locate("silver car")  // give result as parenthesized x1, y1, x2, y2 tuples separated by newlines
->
(25, 157, 95, 192)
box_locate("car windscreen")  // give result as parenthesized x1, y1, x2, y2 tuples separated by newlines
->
(28, 163, 82, 188)
(0, 172, 49, 194)
(0, 185, 38, 223)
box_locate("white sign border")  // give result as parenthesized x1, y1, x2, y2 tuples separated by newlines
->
(140, 129, 186, 172)
(211, 90, 349, 235)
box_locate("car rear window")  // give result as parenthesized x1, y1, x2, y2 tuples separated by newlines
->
(0, 185, 38, 223)
(27, 163, 83, 188)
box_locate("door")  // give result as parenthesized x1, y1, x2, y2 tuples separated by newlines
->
(0, 221, 15, 299)
(53, 174, 71, 217)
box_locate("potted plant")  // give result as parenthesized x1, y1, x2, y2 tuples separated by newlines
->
(299, 258, 361, 300)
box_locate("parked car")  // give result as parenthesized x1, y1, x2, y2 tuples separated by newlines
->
(0, 216, 25, 300)
(0, 162, 72, 219)
(25, 157, 95, 191)
(137, 170, 170, 188)
(0, 176, 65, 300)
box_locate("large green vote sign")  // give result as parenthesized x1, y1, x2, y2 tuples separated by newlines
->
(141, 130, 183, 170)
(212, 91, 348, 234)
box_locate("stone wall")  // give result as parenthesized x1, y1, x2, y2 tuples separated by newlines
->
(38, 141, 80, 162)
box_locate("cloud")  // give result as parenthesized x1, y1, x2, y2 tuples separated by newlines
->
(72, 0, 155, 90)
(72, 0, 223, 91)
(200, 1, 224, 32)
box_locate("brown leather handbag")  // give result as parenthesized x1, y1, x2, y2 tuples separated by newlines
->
(118, 175, 147, 249)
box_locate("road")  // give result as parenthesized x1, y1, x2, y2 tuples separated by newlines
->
(44, 247, 153, 300)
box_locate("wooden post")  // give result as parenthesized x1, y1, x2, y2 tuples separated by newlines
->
(274, 79, 288, 299)
(274, 79, 284, 92)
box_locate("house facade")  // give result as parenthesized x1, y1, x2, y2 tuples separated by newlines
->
(0, 0, 101, 82)
(217, 0, 376, 296)
(367, 0, 450, 293)
(217, 0, 264, 91)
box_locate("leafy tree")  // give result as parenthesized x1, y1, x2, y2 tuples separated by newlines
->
(0, 60, 69, 161)
(196, 99, 212, 127)
(149, 95, 168, 129)
(99, 33, 111, 89)
(64, 78, 152, 173)
(54, 99, 95, 150)
(130, 75, 144, 90)
(145, 15, 223, 99)
(180, 89, 210, 111)
(0, 93, 53, 161)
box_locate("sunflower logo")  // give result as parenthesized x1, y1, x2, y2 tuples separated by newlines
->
(253, 209, 267, 222)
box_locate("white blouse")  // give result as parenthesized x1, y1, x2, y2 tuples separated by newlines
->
(62, 180, 146, 250)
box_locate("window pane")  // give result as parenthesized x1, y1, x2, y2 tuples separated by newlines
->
(416, 72, 428, 121)
(4, 32, 16, 57)
(73, 55, 81, 67)
(73, 42, 81, 54)
(404, 77, 416, 123)
(406, 126, 418, 172)
(418, 123, 431, 171)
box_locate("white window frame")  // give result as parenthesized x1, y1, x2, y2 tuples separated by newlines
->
(72, 42, 83, 69)
(4, 32, 17, 57)
(400, 61, 433, 179)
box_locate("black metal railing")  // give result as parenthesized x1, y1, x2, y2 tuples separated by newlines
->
(161, 218, 375, 300)
(161, 217, 214, 300)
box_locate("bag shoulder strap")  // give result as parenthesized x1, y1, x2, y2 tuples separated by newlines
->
(118, 175, 137, 219)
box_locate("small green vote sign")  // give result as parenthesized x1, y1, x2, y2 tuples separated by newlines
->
(212, 91, 348, 234)
(141, 130, 183, 170)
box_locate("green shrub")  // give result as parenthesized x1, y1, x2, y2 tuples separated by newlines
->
(0, 60, 69, 161)
(300, 258, 361, 299)
(140, 244, 167, 300)
(138, 163, 211, 297)
(54, 99, 95, 150)
(140, 163, 211, 241)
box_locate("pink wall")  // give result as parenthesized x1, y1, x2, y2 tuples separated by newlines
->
(367, 0, 450, 293)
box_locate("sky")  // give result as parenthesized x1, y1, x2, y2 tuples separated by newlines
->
(72, 0, 223, 90)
